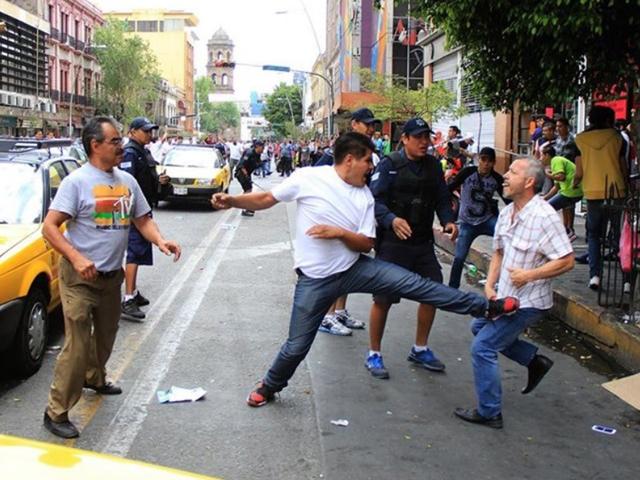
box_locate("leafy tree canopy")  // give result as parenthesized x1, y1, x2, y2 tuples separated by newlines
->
(94, 19, 160, 124)
(194, 76, 240, 134)
(401, 0, 640, 110)
(263, 83, 304, 137)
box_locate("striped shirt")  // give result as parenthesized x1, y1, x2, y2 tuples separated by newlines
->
(494, 195, 573, 309)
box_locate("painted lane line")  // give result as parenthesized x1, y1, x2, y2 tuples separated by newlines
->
(99, 211, 241, 457)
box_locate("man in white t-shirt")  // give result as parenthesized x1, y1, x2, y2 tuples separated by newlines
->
(211, 132, 520, 408)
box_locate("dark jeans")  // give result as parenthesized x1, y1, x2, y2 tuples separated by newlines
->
(263, 255, 489, 392)
(449, 216, 498, 289)
(470, 308, 546, 417)
(586, 199, 622, 278)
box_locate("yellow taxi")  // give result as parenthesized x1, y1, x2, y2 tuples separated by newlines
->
(0, 434, 222, 479)
(0, 139, 80, 376)
(160, 144, 231, 205)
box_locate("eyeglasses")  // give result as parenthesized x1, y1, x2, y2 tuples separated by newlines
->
(102, 137, 124, 146)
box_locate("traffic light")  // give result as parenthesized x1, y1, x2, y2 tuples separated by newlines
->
(214, 60, 235, 68)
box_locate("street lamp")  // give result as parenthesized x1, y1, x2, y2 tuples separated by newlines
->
(68, 43, 106, 137)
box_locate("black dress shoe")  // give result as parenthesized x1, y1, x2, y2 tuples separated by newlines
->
(84, 382, 123, 395)
(454, 407, 503, 429)
(44, 412, 79, 438)
(522, 354, 554, 394)
(575, 253, 589, 264)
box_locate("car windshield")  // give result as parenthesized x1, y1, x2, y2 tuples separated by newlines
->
(163, 148, 221, 169)
(0, 164, 44, 224)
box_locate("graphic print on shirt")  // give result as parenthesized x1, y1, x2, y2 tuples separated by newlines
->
(463, 174, 496, 219)
(92, 184, 134, 230)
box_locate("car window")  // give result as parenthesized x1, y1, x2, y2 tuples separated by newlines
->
(64, 160, 80, 173)
(0, 163, 44, 224)
(48, 162, 67, 202)
(163, 148, 223, 169)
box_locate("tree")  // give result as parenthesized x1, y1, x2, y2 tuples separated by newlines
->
(359, 68, 461, 123)
(194, 76, 240, 134)
(94, 20, 160, 124)
(263, 83, 304, 137)
(403, 0, 640, 111)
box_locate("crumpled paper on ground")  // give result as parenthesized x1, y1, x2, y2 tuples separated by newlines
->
(157, 386, 207, 403)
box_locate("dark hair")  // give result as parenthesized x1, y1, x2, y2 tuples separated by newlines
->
(556, 117, 570, 127)
(615, 118, 629, 130)
(542, 145, 556, 157)
(333, 132, 375, 165)
(542, 121, 555, 130)
(479, 147, 496, 161)
(82, 116, 119, 156)
(449, 125, 461, 134)
(588, 106, 615, 128)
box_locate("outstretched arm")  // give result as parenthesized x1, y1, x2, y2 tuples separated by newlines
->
(211, 191, 278, 211)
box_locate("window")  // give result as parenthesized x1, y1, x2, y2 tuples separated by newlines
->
(85, 26, 92, 43)
(217, 51, 223, 61)
(226, 51, 231, 62)
(163, 19, 184, 31)
(221, 74, 228, 86)
(75, 20, 80, 39)
(126, 21, 135, 32)
(60, 12, 68, 35)
(48, 162, 67, 201)
(137, 21, 158, 32)
(48, 5, 54, 25)
(211, 73, 217, 84)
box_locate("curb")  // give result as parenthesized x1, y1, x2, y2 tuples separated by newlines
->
(433, 228, 640, 372)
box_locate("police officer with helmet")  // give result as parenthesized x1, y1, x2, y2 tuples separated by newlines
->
(235, 139, 265, 217)
(365, 117, 458, 379)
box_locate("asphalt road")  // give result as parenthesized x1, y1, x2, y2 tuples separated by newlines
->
(1, 173, 639, 480)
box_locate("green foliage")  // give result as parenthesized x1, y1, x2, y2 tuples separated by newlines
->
(359, 69, 461, 122)
(263, 83, 304, 137)
(94, 19, 161, 124)
(409, 0, 640, 110)
(194, 76, 240, 134)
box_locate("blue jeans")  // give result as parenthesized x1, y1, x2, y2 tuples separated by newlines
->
(449, 216, 498, 289)
(263, 255, 489, 391)
(470, 308, 546, 418)
(549, 193, 581, 211)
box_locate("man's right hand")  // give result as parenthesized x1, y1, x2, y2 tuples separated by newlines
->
(392, 217, 412, 240)
(71, 255, 98, 281)
(211, 193, 233, 210)
(484, 285, 497, 301)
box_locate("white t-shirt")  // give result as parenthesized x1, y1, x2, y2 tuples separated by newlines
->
(271, 166, 376, 278)
(228, 143, 243, 160)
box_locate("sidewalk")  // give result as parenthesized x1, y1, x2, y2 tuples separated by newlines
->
(434, 213, 640, 372)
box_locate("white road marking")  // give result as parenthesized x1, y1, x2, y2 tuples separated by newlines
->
(99, 210, 241, 457)
(223, 240, 292, 261)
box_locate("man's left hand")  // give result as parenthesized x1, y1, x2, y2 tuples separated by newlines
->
(443, 222, 458, 241)
(507, 267, 530, 288)
(158, 239, 181, 262)
(306, 224, 343, 240)
(159, 173, 171, 185)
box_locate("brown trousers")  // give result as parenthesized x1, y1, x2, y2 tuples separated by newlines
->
(47, 257, 123, 422)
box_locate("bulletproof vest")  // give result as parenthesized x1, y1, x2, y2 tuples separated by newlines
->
(385, 151, 438, 239)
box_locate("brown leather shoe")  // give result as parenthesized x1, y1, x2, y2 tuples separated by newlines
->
(84, 381, 123, 395)
(454, 407, 503, 429)
(44, 412, 79, 438)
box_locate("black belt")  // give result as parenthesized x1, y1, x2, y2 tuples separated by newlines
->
(97, 269, 120, 278)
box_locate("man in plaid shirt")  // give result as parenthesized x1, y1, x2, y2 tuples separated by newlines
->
(455, 158, 575, 429)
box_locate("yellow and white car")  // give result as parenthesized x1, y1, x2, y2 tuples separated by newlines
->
(0, 434, 221, 479)
(160, 145, 230, 204)
(0, 139, 80, 376)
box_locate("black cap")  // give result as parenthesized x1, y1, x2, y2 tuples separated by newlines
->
(129, 117, 159, 131)
(402, 117, 434, 136)
(351, 108, 379, 124)
(479, 147, 496, 160)
(253, 139, 265, 147)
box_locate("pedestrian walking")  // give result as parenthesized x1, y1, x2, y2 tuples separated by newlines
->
(42, 117, 181, 438)
(365, 118, 458, 379)
(211, 132, 519, 408)
(119, 117, 171, 321)
(447, 147, 509, 289)
(454, 157, 574, 429)
(228, 140, 243, 178)
(235, 140, 265, 217)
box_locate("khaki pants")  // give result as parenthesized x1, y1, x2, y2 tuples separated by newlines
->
(47, 257, 124, 422)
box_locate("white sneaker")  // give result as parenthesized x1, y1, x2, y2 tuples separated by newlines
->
(318, 315, 352, 336)
(624, 282, 631, 294)
(335, 310, 365, 329)
(589, 276, 600, 291)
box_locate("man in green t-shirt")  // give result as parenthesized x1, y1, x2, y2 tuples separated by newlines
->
(542, 145, 583, 241)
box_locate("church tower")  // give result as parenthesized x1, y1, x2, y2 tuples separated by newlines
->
(206, 28, 235, 95)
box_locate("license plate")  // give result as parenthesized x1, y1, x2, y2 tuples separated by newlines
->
(173, 187, 188, 195)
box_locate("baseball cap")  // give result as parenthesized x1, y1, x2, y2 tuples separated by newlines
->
(351, 108, 379, 124)
(479, 147, 496, 160)
(402, 117, 434, 136)
(129, 117, 159, 131)
(253, 139, 265, 147)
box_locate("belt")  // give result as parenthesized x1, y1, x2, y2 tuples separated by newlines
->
(97, 269, 120, 278)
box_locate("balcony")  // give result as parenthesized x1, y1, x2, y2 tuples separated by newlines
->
(50, 89, 60, 101)
(50, 28, 60, 42)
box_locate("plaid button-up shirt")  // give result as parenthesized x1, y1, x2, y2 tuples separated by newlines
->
(494, 195, 573, 309)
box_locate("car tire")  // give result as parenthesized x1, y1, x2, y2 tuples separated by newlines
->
(11, 288, 49, 377)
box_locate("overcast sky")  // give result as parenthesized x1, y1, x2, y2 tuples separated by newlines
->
(92, 0, 327, 101)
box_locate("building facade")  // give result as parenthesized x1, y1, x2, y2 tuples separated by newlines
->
(206, 28, 234, 97)
(107, 9, 198, 132)
(0, 0, 54, 135)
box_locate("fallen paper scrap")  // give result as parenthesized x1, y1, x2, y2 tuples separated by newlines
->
(220, 223, 238, 231)
(157, 386, 207, 404)
(602, 372, 640, 411)
(330, 419, 349, 427)
(592, 425, 616, 435)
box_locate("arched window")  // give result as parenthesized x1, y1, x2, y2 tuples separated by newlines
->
(209, 52, 213, 62)
(217, 51, 223, 61)
(226, 51, 231, 62)
(221, 74, 228, 86)
(211, 73, 217, 85)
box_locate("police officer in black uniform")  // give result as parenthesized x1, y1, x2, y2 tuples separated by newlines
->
(120, 117, 171, 320)
(365, 117, 458, 379)
(235, 139, 265, 217)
